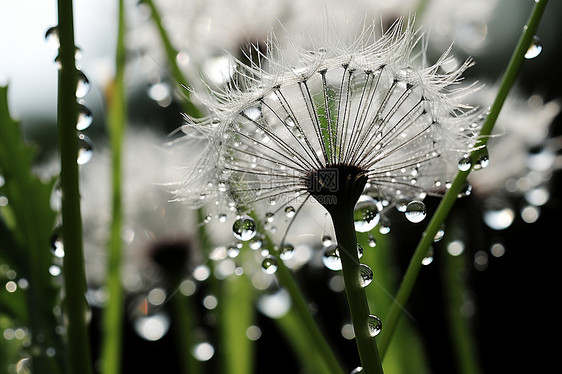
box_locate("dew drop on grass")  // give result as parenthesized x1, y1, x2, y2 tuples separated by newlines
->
(367, 234, 376, 247)
(404, 201, 426, 223)
(76, 104, 93, 130)
(76, 70, 91, 98)
(232, 216, 257, 241)
(358, 264, 373, 288)
(525, 35, 542, 59)
(77, 134, 93, 165)
(367, 315, 382, 337)
(353, 195, 381, 232)
(261, 257, 278, 274)
(350, 367, 363, 374)
(473, 147, 489, 170)
(322, 244, 342, 271)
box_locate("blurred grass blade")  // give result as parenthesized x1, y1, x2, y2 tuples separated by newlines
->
(100, 0, 127, 373)
(0, 85, 65, 373)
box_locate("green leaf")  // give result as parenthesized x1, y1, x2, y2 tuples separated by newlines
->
(0, 85, 65, 373)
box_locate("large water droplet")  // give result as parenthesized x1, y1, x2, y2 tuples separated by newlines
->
(232, 216, 257, 241)
(279, 243, 295, 261)
(322, 244, 342, 271)
(404, 201, 426, 223)
(76, 70, 91, 98)
(367, 315, 382, 337)
(525, 35, 542, 59)
(261, 257, 278, 274)
(45, 26, 59, 48)
(457, 154, 472, 171)
(358, 264, 373, 288)
(354, 195, 381, 232)
(77, 134, 93, 165)
(76, 104, 93, 130)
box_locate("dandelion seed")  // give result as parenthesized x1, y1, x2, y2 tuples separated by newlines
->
(177, 17, 481, 240)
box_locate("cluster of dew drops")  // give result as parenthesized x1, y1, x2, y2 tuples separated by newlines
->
(45, 25, 94, 166)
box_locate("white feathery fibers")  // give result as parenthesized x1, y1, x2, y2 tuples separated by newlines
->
(175, 18, 482, 232)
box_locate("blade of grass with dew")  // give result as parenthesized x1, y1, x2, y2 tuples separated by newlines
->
(379, 0, 549, 356)
(142, 0, 202, 118)
(439, 214, 482, 374)
(0, 85, 65, 373)
(100, 0, 127, 373)
(220, 269, 256, 374)
(358, 231, 430, 374)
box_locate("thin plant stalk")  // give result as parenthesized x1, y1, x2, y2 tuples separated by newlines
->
(332, 211, 384, 374)
(56, 0, 93, 372)
(143, 0, 202, 118)
(100, 0, 127, 373)
(379, 0, 549, 356)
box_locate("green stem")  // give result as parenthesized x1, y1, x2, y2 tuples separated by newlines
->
(56, 0, 93, 373)
(143, 0, 202, 118)
(378, 0, 549, 356)
(332, 211, 384, 374)
(100, 0, 127, 373)
(170, 294, 201, 374)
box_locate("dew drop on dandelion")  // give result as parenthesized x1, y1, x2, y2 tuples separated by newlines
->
(232, 216, 257, 241)
(279, 243, 295, 261)
(367, 315, 382, 337)
(358, 264, 373, 288)
(525, 36, 542, 59)
(322, 244, 342, 271)
(353, 195, 381, 233)
(404, 201, 426, 223)
(457, 154, 472, 171)
(261, 257, 278, 274)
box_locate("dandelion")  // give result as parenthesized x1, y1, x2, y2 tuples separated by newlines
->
(176, 17, 482, 373)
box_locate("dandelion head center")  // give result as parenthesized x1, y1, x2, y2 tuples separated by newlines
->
(306, 163, 368, 214)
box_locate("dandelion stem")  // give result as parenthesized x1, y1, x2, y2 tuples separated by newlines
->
(332, 209, 384, 374)
(143, 0, 202, 118)
(379, 0, 549, 357)
(100, 0, 127, 373)
(56, 0, 93, 372)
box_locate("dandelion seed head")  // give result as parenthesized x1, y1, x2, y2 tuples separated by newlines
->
(177, 17, 482, 244)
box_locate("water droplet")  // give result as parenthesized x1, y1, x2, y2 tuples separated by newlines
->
(232, 216, 257, 241)
(379, 224, 390, 235)
(354, 195, 381, 232)
(322, 244, 342, 271)
(261, 257, 278, 274)
(367, 315, 382, 337)
(457, 154, 472, 171)
(433, 226, 445, 242)
(321, 235, 333, 246)
(473, 147, 489, 170)
(350, 367, 363, 374)
(367, 234, 377, 247)
(279, 243, 295, 260)
(76, 70, 91, 98)
(77, 134, 93, 165)
(192, 342, 215, 361)
(356, 244, 364, 259)
(243, 104, 262, 120)
(76, 104, 93, 130)
(525, 35, 542, 59)
(483, 207, 515, 230)
(257, 288, 291, 318)
(457, 183, 472, 198)
(133, 312, 170, 341)
(50, 231, 65, 258)
(285, 116, 296, 128)
(421, 247, 434, 265)
(284, 205, 296, 218)
(358, 264, 373, 287)
(404, 201, 426, 223)
(45, 26, 59, 48)
(227, 245, 240, 258)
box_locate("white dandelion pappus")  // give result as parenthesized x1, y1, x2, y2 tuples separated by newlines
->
(176, 18, 482, 244)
